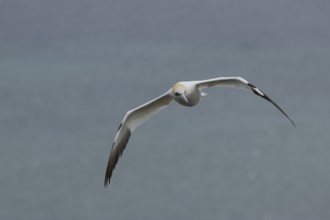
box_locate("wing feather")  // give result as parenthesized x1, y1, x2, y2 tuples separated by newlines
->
(196, 77, 295, 127)
(196, 77, 250, 90)
(104, 90, 173, 187)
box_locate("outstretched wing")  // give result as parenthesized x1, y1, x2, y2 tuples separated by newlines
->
(196, 77, 295, 127)
(104, 90, 173, 187)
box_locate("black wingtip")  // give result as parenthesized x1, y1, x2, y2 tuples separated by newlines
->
(248, 83, 296, 128)
(283, 113, 296, 128)
(104, 144, 116, 188)
(104, 153, 116, 188)
(104, 128, 132, 188)
(104, 168, 111, 188)
(104, 179, 110, 188)
(262, 93, 296, 128)
(104, 169, 111, 187)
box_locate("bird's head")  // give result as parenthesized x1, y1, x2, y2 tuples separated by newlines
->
(172, 83, 190, 106)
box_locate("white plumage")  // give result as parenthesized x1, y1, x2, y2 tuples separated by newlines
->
(104, 77, 295, 187)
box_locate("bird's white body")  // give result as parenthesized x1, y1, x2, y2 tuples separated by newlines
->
(104, 77, 295, 187)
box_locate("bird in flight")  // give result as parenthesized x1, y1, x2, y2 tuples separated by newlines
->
(104, 77, 295, 187)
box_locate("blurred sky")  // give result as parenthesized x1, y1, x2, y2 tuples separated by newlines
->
(1, 0, 330, 220)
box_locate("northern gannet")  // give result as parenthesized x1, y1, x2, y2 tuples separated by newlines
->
(104, 77, 295, 187)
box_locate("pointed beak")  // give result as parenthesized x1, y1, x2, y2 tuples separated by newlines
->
(182, 93, 189, 103)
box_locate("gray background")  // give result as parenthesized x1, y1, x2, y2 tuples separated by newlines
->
(1, 0, 330, 219)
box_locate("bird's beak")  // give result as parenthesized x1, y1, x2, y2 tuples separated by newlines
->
(182, 93, 189, 103)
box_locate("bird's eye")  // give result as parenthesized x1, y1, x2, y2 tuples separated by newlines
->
(175, 92, 180, 96)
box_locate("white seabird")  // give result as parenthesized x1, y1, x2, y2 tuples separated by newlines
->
(104, 77, 295, 187)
